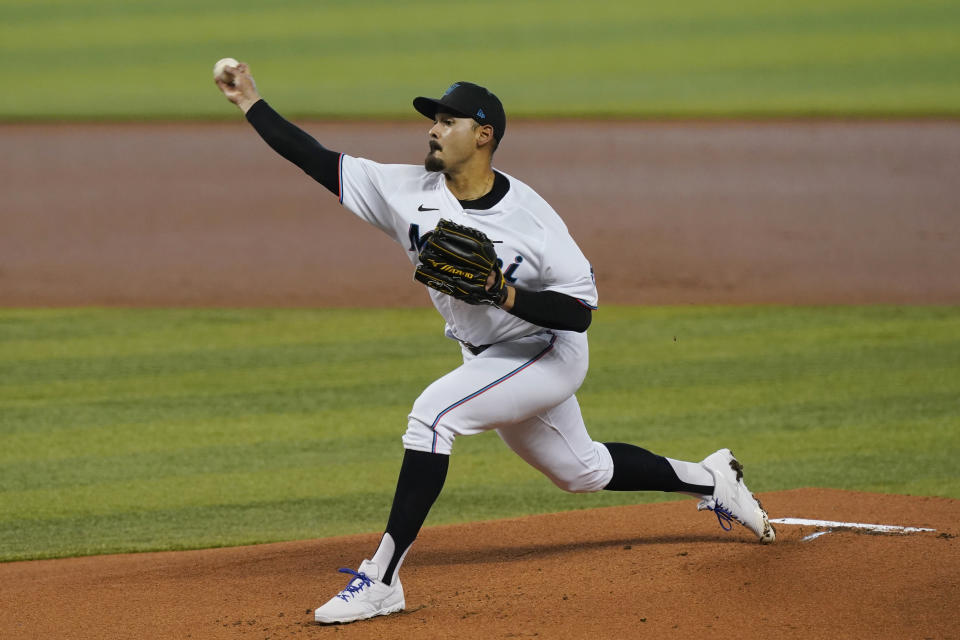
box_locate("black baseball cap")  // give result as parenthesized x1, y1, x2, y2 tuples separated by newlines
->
(413, 82, 506, 143)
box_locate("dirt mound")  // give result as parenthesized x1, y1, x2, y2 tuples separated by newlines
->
(3, 488, 957, 639)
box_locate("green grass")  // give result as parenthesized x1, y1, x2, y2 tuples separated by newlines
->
(1, 306, 958, 562)
(1, 0, 958, 120)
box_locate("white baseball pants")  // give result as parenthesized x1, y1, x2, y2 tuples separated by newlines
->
(403, 330, 614, 493)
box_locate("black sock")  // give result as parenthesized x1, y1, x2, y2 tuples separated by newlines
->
(602, 442, 713, 494)
(381, 449, 449, 585)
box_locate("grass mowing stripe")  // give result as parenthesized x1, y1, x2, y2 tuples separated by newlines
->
(0, 389, 416, 437)
(0, 494, 394, 563)
(0, 306, 957, 561)
(0, 460, 404, 520)
(1, 0, 958, 118)
(1, 435, 395, 492)
(11, 400, 951, 495)
(2, 356, 447, 400)
(0, 308, 446, 354)
(0, 347, 452, 398)
(0, 407, 407, 465)
(6, 327, 954, 392)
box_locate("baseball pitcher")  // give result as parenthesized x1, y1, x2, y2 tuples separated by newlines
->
(215, 63, 775, 625)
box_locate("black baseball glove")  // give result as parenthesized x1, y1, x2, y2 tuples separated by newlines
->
(414, 219, 507, 306)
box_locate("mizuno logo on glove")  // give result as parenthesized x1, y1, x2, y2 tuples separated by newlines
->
(429, 262, 477, 279)
(413, 219, 507, 307)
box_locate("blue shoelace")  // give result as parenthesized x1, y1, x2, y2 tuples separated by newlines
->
(335, 568, 373, 602)
(710, 501, 735, 531)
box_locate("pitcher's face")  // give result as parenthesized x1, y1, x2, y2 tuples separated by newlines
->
(424, 112, 487, 172)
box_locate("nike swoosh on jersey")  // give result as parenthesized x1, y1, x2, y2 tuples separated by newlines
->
(418, 204, 439, 212)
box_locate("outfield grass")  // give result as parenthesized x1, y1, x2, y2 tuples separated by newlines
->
(1, 306, 957, 562)
(1, 0, 958, 120)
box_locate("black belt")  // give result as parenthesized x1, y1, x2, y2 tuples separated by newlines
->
(460, 340, 491, 355)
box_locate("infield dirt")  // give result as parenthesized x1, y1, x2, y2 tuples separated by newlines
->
(3, 490, 957, 639)
(2, 120, 959, 306)
(1, 121, 959, 639)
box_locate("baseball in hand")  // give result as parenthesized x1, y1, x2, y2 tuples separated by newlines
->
(213, 57, 240, 84)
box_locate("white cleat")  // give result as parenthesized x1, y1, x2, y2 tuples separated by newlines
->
(697, 448, 776, 544)
(313, 559, 405, 624)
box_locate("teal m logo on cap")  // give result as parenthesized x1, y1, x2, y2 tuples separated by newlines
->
(476, 108, 486, 119)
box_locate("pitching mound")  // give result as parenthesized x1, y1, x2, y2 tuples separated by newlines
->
(3, 488, 957, 639)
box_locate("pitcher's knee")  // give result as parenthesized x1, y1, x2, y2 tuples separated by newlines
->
(544, 443, 614, 493)
(550, 467, 611, 493)
(403, 416, 455, 455)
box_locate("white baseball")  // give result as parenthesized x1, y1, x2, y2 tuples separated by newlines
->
(213, 57, 240, 83)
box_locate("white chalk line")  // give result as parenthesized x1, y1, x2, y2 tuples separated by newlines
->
(770, 517, 935, 535)
(799, 530, 833, 542)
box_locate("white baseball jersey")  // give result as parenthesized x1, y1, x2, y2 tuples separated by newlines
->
(335, 154, 613, 491)
(338, 156, 598, 347)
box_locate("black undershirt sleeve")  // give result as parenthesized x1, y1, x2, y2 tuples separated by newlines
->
(244, 99, 341, 196)
(508, 288, 592, 333)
